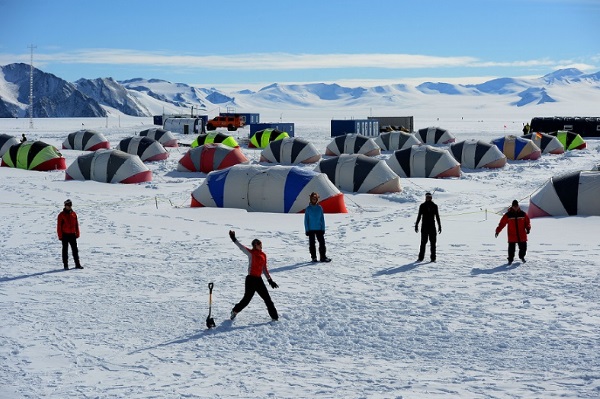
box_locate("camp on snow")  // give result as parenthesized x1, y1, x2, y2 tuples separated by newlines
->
(315, 154, 401, 194)
(65, 149, 152, 184)
(547, 131, 587, 150)
(116, 136, 169, 162)
(191, 132, 239, 148)
(374, 131, 421, 151)
(414, 127, 456, 145)
(62, 129, 110, 151)
(260, 137, 321, 164)
(528, 170, 600, 218)
(190, 164, 347, 213)
(386, 145, 461, 178)
(325, 134, 381, 157)
(490, 135, 542, 160)
(522, 133, 564, 154)
(449, 140, 507, 169)
(1, 141, 66, 171)
(138, 128, 178, 148)
(0, 134, 19, 157)
(249, 129, 290, 149)
(177, 143, 249, 173)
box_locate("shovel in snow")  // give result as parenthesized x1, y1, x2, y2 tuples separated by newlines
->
(206, 282, 216, 329)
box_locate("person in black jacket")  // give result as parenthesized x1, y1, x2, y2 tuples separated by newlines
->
(415, 192, 442, 262)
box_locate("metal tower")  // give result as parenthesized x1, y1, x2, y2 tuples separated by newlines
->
(28, 44, 36, 129)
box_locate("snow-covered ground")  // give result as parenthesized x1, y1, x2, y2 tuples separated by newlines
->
(1, 107, 599, 398)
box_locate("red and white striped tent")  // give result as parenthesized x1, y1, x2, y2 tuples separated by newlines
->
(177, 143, 248, 173)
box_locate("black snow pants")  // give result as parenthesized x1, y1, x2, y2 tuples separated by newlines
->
(61, 233, 81, 268)
(233, 275, 278, 320)
(508, 241, 527, 262)
(307, 230, 326, 260)
(418, 229, 437, 262)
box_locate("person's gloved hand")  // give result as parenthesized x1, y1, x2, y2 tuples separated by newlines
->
(268, 279, 278, 289)
(229, 230, 236, 242)
(305, 231, 310, 237)
(414, 225, 418, 233)
(495, 232, 499, 238)
(526, 228, 530, 234)
(438, 227, 442, 234)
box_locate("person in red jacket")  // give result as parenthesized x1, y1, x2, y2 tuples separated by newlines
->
(229, 230, 278, 321)
(57, 199, 83, 270)
(495, 200, 531, 264)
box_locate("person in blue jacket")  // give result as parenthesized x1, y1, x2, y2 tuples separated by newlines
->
(304, 192, 331, 263)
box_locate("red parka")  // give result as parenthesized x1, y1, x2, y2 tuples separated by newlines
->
(57, 209, 80, 239)
(496, 208, 530, 243)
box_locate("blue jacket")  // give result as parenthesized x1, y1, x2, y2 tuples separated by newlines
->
(304, 204, 325, 232)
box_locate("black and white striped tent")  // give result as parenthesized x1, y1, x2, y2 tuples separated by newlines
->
(0, 134, 18, 157)
(325, 134, 381, 156)
(374, 131, 421, 151)
(260, 137, 321, 164)
(386, 145, 461, 178)
(139, 128, 178, 147)
(62, 129, 110, 151)
(529, 171, 600, 217)
(449, 140, 507, 169)
(117, 137, 169, 162)
(65, 149, 151, 184)
(415, 127, 456, 145)
(315, 154, 401, 194)
(522, 133, 564, 154)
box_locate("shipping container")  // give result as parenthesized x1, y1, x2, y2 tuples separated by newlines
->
(163, 116, 207, 135)
(220, 112, 260, 125)
(249, 123, 295, 137)
(368, 116, 414, 132)
(153, 115, 163, 125)
(530, 116, 600, 137)
(330, 119, 379, 137)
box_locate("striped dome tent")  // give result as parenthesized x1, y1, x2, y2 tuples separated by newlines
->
(65, 149, 151, 184)
(249, 129, 290, 149)
(177, 143, 248, 173)
(449, 140, 507, 169)
(139, 128, 178, 147)
(191, 164, 347, 213)
(529, 171, 600, 218)
(522, 132, 564, 154)
(191, 132, 239, 148)
(548, 130, 586, 150)
(325, 134, 381, 156)
(415, 127, 456, 145)
(62, 129, 110, 151)
(490, 135, 541, 161)
(117, 136, 169, 162)
(386, 145, 461, 178)
(1, 141, 66, 171)
(374, 131, 421, 151)
(260, 137, 321, 164)
(0, 134, 19, 157)
(315, 154, 401, 194)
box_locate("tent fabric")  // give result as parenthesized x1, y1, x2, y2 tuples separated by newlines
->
(490, 135, 542, 160)
(260, 137, 321, 164)
(177, 143, 249, 173)
(190, 164, 347, 213)
(415, 127, 456, 145)
(117, 136, 169, 162)
(191, 132, 238, 148)
(449, 140, 507, 169)
(249, 129, 290, 149)
(386, 145, 461, 178)
(62, 129, 110, 151)
(0, 134, 19, 157)
(65, 149, 151, 184)
(1, 141, 66, 171)
(325, 134, 381, 156)
(139, 128, 178, 147)
(315, 154, 401, 194)
(374, 131, 421, 151)
(522, 133, 564, 154)
(528, 171, 600, 217)
(548, 130, 587, 150)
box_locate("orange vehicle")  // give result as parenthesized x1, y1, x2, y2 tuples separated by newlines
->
(206, 115, 245, 131)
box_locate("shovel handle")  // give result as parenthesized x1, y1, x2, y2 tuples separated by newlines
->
(208, 282, 214, 292)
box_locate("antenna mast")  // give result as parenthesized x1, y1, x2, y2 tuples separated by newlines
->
(28, 44, 36, 129)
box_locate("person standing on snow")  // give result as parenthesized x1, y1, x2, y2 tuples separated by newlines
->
(415, 192, 442, 262)
(57, 199, 83, 270)
(495, 199, 531, 264)
(304, 192, 331, 263)
(229, 230, 279, 321)
(522, 122, 531, 134)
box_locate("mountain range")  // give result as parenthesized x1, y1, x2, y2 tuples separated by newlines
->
(1, 62, 599, 118)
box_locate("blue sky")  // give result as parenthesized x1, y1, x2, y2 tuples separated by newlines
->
(1, 0, 599, 90)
